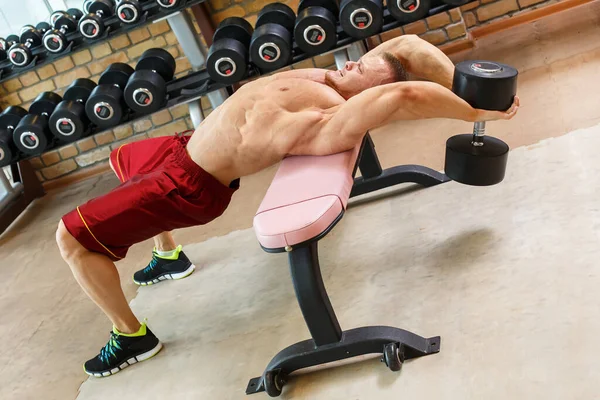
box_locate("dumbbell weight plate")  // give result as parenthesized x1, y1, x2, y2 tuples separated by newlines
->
(250, 3, 295, 71)
(124, 49, 176, 114)
(98, 62, 135, 90)
(207, 39, 248, 84)
(50, 101, 88, 142)
(339, 0, 383, 39)
(256, 3, 296, 32)
(294, 6, 337, 55)
(208, 18, 254, 84)
(20, 25, 35, 36)
(250, 24, 293, 71)
(387, 0, 430, 24)
(445, 135, 509, 186)
(0, 106, 28, 131)
(36, 22, 51, 35)
(0, 50, 6, 62)
(213, 17, 254, 48)
(13, 114, 51, 156)
(453, 60, 518, 111)
(6, 34, 20, 44)
(0, 38, 7, 51)
(50, 11, 65, 26)
(157, 0, 181, 8)
(117, 0, 142, 24)
(67, 8, 84, 21)
(0, 129, 19, 167)
(21, 27, 43, 47)
(86, 63, 134, 127)
(135, 48, 176, 82)
(30, 92, 63, 117)
(298, 0, 340, 16)
(50, 78, 97, 141)
(63, 78, 97, 102)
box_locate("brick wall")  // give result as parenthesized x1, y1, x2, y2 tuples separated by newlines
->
(0, 0, 563, 185)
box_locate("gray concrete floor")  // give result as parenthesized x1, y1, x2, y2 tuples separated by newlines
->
(1, 2, 600, 399)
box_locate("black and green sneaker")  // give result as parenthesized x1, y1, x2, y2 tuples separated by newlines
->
(84, 323, 163, 377)
(133, 245, 196, 286)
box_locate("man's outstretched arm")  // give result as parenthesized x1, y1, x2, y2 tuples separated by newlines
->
(305, 81, 519, 156)
(365, 34, 455, 89)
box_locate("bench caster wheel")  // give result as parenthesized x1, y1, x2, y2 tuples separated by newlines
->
(383, 342, 404, 372)
(264, 370, 285, 397)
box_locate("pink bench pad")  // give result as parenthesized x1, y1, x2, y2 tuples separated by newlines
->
(254, 145, 361, 249)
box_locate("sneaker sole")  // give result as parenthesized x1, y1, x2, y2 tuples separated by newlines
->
(84, 341, 163, 378)
(133, 263, 196, 286)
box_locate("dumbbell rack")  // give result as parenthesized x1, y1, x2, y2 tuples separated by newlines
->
(3, 0, 461, 170)
(0, 0, 207, 83)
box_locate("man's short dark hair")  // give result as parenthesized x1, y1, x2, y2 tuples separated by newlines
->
(382, 52, 408, 82)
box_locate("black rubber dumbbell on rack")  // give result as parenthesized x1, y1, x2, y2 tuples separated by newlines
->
(0, 35, 20, 53)
(0, 35, 19, 62)
(13, 92, 63, 156)
(339, 0, 383, 39)
(0, 106, 28, 167)
(444, 60, 518, 186)
(295, 0, 339, 55)
(388, 0, 431, 24)
(86, 63, 135, 128)
(43, 9, 83, 53)
(79, 0, 115, 40)
(207, 17, 254, 84)
(7, 24, 50, 67)
(50, 78, 97, 142)
(250, 3, 296, 72)
(124, 48, 175, 114)
(156, 0, 182, 9)
(117, 0, 152, 24)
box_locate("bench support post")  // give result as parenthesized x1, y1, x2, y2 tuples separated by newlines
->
(289, 243, 342, 346)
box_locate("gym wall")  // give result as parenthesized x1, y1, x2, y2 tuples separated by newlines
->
(0, 0, 556, 188)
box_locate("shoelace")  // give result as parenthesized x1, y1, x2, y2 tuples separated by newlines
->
(99, 332, 123, 364)
(143, 253, 160, 274)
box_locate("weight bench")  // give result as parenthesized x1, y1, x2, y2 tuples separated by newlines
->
(246, 134, 450, 397)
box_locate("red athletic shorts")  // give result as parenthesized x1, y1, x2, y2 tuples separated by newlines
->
(62, 133, 239, 261)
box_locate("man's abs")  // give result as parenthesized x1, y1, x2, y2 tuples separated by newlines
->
(186, 76, 346, 185)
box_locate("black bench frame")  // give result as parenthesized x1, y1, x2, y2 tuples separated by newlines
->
(246, 134, 450, 396)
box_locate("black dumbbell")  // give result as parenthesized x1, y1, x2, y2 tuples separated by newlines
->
(117, 0, 151, 24)
(444, 60, 518, 186)
(79, 0, 115, 39)
(124, 48, 176, 114)
(86, 63, 135, 128)
(0, 35, 19, 62)
(0, 106, 28, 167)
(339, 0, 383, 39)
(43, 10, 82, 53)
(7, 24, 50, 67)
(250, 3, 296, 71)
(0, 35, 20, 52)
(13, 92, 63, 156)
(388, 0, 431, 24)
(156, 0, 182, 8)
(50, 78, 97, 142)
(207, 17, 254, 84)
(295, 0, 339, 55)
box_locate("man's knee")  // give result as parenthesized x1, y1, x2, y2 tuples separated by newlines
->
(56, 220, 85, 262)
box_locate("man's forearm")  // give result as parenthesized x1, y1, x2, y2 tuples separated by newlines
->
(366, 35, 455, 89)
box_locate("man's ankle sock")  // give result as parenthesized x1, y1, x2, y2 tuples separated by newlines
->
(155, 245, 182, 260)
(113, 322, 147, 337)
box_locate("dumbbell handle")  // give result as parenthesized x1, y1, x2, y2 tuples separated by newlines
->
(472, 121, 485, 147)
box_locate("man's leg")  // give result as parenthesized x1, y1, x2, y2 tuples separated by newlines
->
(153, 231, 176, 252)
(57, 220, 162, 377)
(56, 220, 140, 333)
